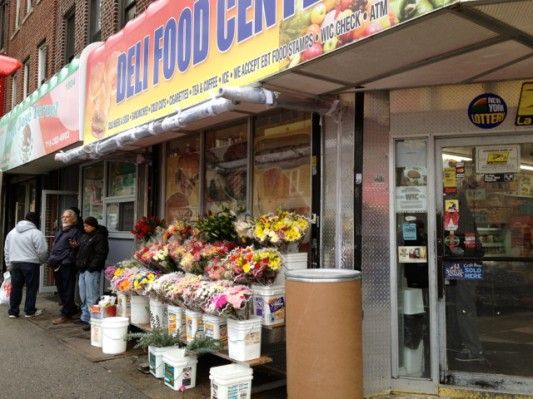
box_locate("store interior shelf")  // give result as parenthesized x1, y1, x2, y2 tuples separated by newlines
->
(130, 322, 273, 367)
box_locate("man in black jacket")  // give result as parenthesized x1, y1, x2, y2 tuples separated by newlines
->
(76, 217, 109, 330)
(50, 209, 82, 324)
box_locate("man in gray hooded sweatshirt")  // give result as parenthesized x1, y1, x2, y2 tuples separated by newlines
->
(4, 212, 48, 318)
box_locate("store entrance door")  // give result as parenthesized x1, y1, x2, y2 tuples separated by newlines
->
(39, 190, 78, 293)
(437, 136, 533, 393)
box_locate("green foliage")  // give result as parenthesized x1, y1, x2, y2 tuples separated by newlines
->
(185, 334, 221, 356)
(194, 208, 238, 243)
(127, 326, 182, 350)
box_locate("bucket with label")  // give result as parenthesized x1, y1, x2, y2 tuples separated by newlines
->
(130, 295, 150, 325)
(149, 345, 181, 378)
(167, 305, 185, 340)
(116, 292, 131, 318)
(101, 317, 129, 354)
(210, 363, 253, 399)
(90, 318, 103, 347)
(202, 313, 227, 349)
(185, 309, 203, 343)
(275, 253, 308, 285)
(251, 285, 285, 326)
(227, 317, 261, 361)
(149, 297, 168, 330)
(163, 349, 198, 391)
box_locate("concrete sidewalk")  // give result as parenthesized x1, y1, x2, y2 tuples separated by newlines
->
(3, 293, 286, 398)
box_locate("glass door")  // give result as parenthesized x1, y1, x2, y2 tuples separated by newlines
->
(39, 190, 78, 293)
(437, 137, 533, 393)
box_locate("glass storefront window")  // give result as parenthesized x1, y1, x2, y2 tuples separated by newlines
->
(82, 163, 104, 224)
(165, 135, 201, 221)
(205, 123, 247, 213)
(107, 161, 136, 197)
(394, 139, 430, 378)
(106, 201, 134, 232)
(253, 110, 312, 216)
(441, 143, 533, 378)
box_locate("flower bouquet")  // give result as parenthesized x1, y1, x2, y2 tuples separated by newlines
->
(131, 215, 166, 242)
(162, 219, 195, 243)
(144, 272, 184, 302)
(131, 268, 159, 295)
(206, 284, 253, 320)
(253, 209, 310, 248)
(225, 246, 283, 285)
(106, 259, 144, 293)
(171, 239, 237, 275)
(163, 273, 204, 306)
(134, 242, 176, 273)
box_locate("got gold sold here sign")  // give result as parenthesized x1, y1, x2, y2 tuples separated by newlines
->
(83, 0, 455, 144)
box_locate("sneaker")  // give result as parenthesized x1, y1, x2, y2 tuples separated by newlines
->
(25, 309, 44, 318)
(8, 315, 18, 319)
(52, 316, 71, 325)
(455, 349, 484, 362)
(82, 324, 91, 332)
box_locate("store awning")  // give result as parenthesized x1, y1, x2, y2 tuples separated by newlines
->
(261, 0, 533, 94)
(0, 55, 22, 77)
(55, 85, 335, 164)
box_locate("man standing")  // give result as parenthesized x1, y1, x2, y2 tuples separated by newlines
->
(76, 217, 109, 331)
(49, 209, 82, 324)
(4, 212, 48, 318)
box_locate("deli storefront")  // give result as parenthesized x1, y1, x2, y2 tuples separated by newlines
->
(55, 0, 533, 397)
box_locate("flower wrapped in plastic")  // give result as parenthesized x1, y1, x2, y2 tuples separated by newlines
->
(131, 215, 166, 242)
(253, 209, 310, 247)
(131, 269, 160, 295)
(162, 219, 195, 243)
(204, 255, 234, 281)
(164, 273, 204, 306)
(225, 246, 283, 285)
(174, 239, 237, 275)
(206, 284, 253, 320)
(144, 272, 185, 301)
(106, 258, 145, 293)
(134, 242, 176, 273)
(182, 280, 232, 311)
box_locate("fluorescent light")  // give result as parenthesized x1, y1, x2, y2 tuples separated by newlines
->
(520, 165, 533, 171)
(442, 153, 472, 162)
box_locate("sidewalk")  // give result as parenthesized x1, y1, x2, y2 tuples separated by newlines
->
(23, 293, 287, 399)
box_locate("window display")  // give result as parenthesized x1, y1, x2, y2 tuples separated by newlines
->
(394, 139, 430, 379)
(205, 123, 247, 213)
(165, 136, 200, 220)
(82, 163, 104, 224)
(253, 111, 312, 216)
(107, 161, 136, 197)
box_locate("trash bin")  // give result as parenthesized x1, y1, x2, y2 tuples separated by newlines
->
(286, 269, 362, 399)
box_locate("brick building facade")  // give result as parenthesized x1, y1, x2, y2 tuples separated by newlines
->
(1, 0, 153, 114)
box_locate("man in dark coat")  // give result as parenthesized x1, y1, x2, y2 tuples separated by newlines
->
(49, 209, 82, 324)
(76, 217, 109, 330)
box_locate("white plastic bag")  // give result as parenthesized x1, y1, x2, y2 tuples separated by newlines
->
(0, 272, 12, 305)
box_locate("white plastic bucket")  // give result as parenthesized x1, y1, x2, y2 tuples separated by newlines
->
(90, 318, 103, 348)
(275, 252, 308, 285)
(163, 349, 198, 391)
(130, 295, 150, 325)
(148, 345, 180, 378)
(116, 292, 130, 318)
(101, 317, 129, 354)
(185, 309, 203, 343)
(167, 305, 185, 340)
(149, 298, 168, 329)
(251, 285, 285, 326)
(202, 313, 228, 349)
(210, 364, 253, 399)
(227, 317, 262, 361)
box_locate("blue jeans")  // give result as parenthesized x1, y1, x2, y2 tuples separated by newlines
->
(79, 271, 101, 323)
(9, 262, 40, 316)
